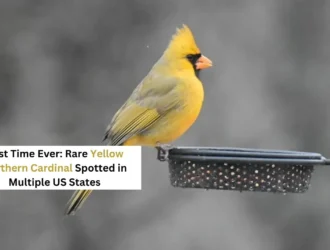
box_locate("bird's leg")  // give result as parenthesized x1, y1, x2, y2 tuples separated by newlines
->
(156, 142, 173, 161)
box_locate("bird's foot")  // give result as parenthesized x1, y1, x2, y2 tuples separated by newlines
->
(156, 143, 173, 161)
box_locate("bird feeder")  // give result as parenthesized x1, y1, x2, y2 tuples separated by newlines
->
(157, 146, 330, 193)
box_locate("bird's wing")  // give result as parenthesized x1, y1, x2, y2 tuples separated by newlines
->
(104, 75, 183, 145)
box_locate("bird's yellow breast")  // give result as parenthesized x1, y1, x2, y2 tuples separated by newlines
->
(123, 77, 204, 146)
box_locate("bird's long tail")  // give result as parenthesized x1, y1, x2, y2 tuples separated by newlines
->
(64, 190, 93, 216)
(64, 137, 119, 216)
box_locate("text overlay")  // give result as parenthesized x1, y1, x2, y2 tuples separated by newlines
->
(0, 146, 142, 190)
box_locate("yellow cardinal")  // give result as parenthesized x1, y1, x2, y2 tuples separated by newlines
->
(64, 24, 212, 216)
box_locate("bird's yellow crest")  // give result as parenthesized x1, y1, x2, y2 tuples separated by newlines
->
(164, 24, 201, 58)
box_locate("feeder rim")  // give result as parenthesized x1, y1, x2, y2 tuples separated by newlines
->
(157, 146, 330, 166)
(170, 146, 322, 155)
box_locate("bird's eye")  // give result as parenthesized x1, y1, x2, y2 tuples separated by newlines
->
(186, 54, 194, 61)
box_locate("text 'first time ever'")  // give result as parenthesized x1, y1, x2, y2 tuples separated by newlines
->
(0, 149, 124, 158)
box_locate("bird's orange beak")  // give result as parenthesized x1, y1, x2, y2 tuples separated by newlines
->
(195, 55, 213, 70)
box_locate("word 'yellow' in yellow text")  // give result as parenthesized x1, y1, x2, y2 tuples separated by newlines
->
(90, 150, 124, 158)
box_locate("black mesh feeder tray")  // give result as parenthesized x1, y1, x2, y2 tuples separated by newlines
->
(156, 146, 330, 193)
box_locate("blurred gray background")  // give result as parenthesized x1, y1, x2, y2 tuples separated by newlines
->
(1, 0, 330, 249)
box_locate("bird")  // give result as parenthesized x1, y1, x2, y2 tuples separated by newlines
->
(64, 24, 213, 216)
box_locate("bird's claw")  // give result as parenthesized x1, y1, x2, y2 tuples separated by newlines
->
(156, 143, 173, 161)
